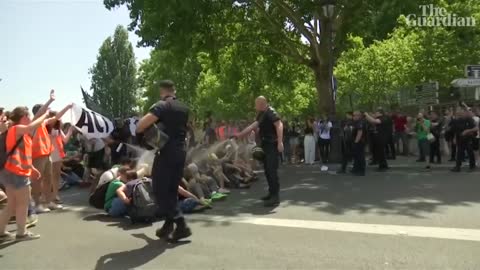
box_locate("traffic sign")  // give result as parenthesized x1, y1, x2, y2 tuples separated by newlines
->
(466, 65, 480, 78)
(451, 78, 480, 87)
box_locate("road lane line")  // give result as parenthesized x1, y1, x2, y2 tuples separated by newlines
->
(62, 205, 480, 242)
(189, 215, 480, 242)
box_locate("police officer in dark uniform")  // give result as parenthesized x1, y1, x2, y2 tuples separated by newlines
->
(364, 109, 389, 171)
(351, 111, 366, 176)
(337, 112, 354, 174)
(136, 80, 191, 242)
(235, 96, 284, 207)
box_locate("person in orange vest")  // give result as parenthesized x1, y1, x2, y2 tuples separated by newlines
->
(49, 114, 74, 206)
(0, 106, 53, 242)
(30, 90, 72, 213)
(217, 121, 227, 141)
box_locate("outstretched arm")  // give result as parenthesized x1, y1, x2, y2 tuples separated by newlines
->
(33, 89, 55, 120)
(236, 121, 259, 139)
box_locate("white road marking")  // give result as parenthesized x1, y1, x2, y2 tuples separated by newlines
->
(189, 215, 480, 242)
(62, 205, 480, 242)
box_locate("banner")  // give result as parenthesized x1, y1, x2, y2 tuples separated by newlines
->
(69, 103, 114, 139)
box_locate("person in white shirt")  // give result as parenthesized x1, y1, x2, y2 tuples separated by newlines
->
(316, 116, 332, 168)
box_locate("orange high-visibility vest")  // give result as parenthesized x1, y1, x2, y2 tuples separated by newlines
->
(31, 124, 53, 159)
(4, 126, 33, 177)
(54, 135, 65, 159)
(218, 126, 226, 141)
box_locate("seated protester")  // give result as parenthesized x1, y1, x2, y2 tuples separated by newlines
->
(220, 146, 251, 188)
(97, 158, 135, 188)
(184, 164, 227, 202)
(104, 168, 137, 217)
(178, 184, 212, 213)
(205, 154, 231, 193)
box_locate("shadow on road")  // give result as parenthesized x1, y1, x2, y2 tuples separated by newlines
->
(94, 233, 189, 270)
(68, 164, 480, 227)
(83, 214, 153, 231)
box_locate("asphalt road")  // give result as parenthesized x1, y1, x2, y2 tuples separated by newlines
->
(1, 159, 480, 270)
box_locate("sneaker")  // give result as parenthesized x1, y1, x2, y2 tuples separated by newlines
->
(425, 165, 431, 170)
(35, 205, 51, 214)
(264, 195, 280, 207)
(218, 188, 230, 194)
(156, 221, 174, 240)
(47, 202, 64, 210)
(26, 215, 38, 228)
(0, 232, 15, 243)
(320, 165, 328, 171)
(8, 216, 16, 224)
(16, 231, 40, 242)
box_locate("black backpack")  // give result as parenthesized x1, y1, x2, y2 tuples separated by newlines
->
(127, 178, 157, 224)
(0, 131, 23, 171)
(89, 181, 111, 209)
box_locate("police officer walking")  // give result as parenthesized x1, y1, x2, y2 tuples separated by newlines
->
(364, 109, 389, 172)
(136, 80, 191, 242)
(337, 112, 353, 174)
(235, 96, 284, 207)
(351, 111, 366, 176)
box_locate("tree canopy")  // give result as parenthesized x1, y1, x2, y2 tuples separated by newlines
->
(90, 25, 138, 119)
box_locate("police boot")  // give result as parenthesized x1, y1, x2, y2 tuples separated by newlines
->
(156, 219, 174, 240)
(263, 194, 280, 207)
(169, 217, 192, 242)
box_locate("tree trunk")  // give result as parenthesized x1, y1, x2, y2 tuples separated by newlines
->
(313, 63, 333, 116)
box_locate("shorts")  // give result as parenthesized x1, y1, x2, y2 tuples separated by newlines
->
(289, 137, 299, 146)
(474, 138, 480, 151)
(0, 170, 31, 189)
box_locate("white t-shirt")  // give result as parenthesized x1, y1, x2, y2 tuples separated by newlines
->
(474, 116, 480, 139)
(317, 121, 333, 140)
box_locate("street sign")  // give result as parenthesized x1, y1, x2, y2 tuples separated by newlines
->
(416, 82, 439, 105)
(466, 65, 480, 78)
(451, 78, 480, 87)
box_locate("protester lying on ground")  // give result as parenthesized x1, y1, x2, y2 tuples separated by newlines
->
(104, 168, 138, 217)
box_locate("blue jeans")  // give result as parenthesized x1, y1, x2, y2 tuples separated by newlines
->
(108, 197, 127, 217)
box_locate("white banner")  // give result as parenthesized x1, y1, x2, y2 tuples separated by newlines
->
(69, 103, 114, 139)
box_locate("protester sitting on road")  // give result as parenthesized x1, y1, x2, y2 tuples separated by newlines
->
(104, 168, 137, 217)
(97, 158, 135, 188)
(0, 107, 53, 242)
(178, 185, 212, 213)
(184, 164, 228, 203)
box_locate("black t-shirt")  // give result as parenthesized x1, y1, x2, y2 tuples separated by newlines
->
(375, 116, 389, 138)
(383, 116, 394, 135)
(256, 107, 280, 143)
(353, 120, 366, 143)
(452, 117, 476, 140)
(149, 97, 189, 150)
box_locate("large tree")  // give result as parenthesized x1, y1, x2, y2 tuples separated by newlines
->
(90, 25, 138, 119)
(104, 0, 432, 115)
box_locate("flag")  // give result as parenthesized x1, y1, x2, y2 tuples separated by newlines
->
(80, 86, 112, 119)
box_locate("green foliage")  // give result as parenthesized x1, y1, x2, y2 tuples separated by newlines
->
(89, 25, 138, 118)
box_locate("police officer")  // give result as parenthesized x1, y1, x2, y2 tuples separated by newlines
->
(351, 111, 366, 176)
(337, 112, 353, 174)
(235, 96, 284, 207)
(364, 109, 389, 171)
(136, 80, 191, 241)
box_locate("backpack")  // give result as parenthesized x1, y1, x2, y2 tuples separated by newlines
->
(89, 181, 111, 209)
(0, 131, 23, 171)
(127, 178, 157, 224)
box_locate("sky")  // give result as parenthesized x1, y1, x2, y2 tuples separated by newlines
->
(0, 0, 151, 112)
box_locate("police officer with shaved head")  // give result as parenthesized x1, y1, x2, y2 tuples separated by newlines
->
(136, 80, 191, 242)
(235, 96, 284, 207)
